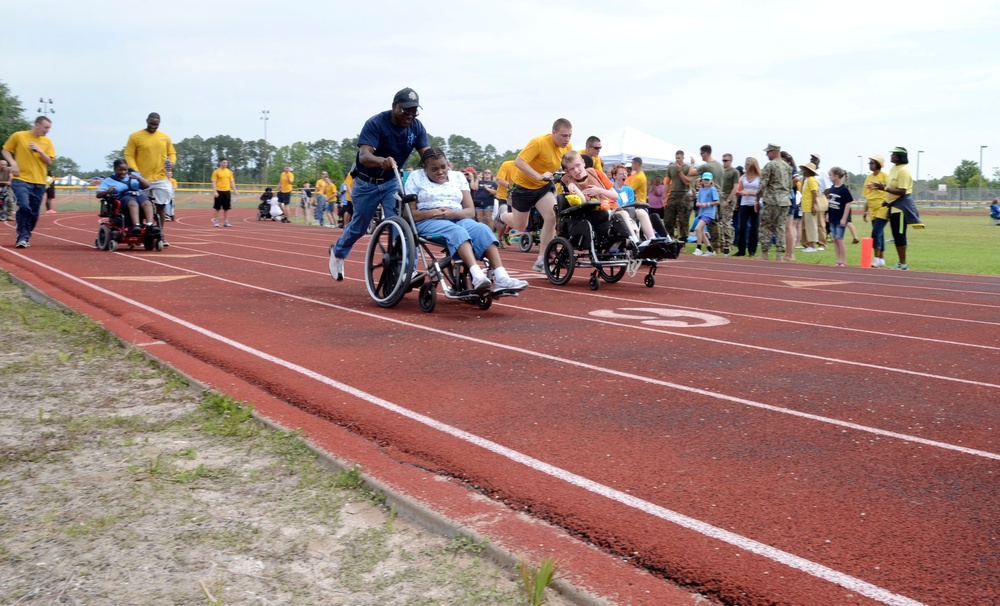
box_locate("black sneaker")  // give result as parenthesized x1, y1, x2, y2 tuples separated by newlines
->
(131, 225, 143, 236)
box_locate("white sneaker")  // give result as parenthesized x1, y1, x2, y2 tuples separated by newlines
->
(329, 247, 344, 281)
(213, 219, 219, 227)
(693, 249, 704, 256)
(802, 247, 817, 253)
(531, 260, 544, 273)
(472, 273, 492, 292)
(703, 250, 716, 257)
(493, 274, 528, 292)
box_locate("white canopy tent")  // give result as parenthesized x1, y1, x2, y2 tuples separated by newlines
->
(596, 127, 694, 170)
(54, 175, 89, 186)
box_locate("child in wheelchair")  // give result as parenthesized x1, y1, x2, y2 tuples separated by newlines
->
(559, 151, 677, 257)
(96, 159, 158, 236)
(403, 148, 527, 294)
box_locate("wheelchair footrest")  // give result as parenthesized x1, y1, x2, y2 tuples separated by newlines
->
(635, 239, 683, 260)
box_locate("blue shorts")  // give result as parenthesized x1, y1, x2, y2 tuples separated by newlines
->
(830, 224, 846, 240)
(697, 215, 713, 226)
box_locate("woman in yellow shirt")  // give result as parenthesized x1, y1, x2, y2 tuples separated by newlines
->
(867, 148, 920, 270)
(798, 162, 823, 252)
(861, 155, 890, 267)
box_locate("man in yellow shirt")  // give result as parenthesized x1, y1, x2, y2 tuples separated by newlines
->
(581, 136, 604, 175)
(125, 113, 177, 243)
(2, 116, 55, 248)
(278, 165, 294, 218)
(861, 155, 890, 267)
(626, 157, 647, 203)
(211, 158, 237, 227)
(493, 118, 573, 271)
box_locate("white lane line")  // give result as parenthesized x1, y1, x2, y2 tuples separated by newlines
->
(12, 242, 998, 463)
(0, 250, 925, 606)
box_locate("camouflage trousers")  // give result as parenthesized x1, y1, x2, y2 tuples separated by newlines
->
(708, 202, 734, 251)
(758, 204, 787, 257)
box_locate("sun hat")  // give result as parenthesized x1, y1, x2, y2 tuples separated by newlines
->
(869, 154, 886, 169)
(799, 162, 819, 175)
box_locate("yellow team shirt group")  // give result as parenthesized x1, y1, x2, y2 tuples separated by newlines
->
(2, 131, 56, 185)
(512, 133, 572, 190)
(279, 171, 295, 193)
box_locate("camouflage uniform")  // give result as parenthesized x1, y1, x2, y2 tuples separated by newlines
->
(710, 166, 740, 253)
(757, 152, 791, 259)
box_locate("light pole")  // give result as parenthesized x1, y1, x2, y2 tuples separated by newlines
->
(857, 155, 862, 175)
(980, 145, 987, 202)
(37, 98, 55, 116)
(916, 150, 924, 182)
(260, 110, 270, 185)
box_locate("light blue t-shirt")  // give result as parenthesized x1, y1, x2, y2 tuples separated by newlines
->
(97, 172, 145, 195)
(615, 185, 635, 206)
(697, 186, 719, 219)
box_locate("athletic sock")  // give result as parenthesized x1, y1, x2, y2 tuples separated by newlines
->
(493, 266, 510, 281)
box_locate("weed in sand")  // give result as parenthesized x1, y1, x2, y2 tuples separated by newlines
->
(519, 556, 559, 606)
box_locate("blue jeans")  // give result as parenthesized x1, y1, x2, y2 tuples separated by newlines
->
(415, 217, 498, 260)
(333, 178, 399, 259)
(12, 180, 45, 243)
(314, 195, 327, 224)
(871, 217, 888, 251)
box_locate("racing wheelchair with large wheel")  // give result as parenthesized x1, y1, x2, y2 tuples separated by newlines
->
(353, 168, 524, 313)
(542, 176, 682, 291)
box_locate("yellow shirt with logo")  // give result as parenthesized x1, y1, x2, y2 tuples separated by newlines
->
(512, 133, 571, 190)
(279, 171, 295, 193)
(212, 168, 234, 191)
(863, 171, 893, 219)
(124, 129, 176, 182)
(800, 175, 819, 213)
(2, 131, 56, 185)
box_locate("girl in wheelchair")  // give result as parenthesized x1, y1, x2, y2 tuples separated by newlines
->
(96, 159, 156, 236)
(403, 148, 527, 293)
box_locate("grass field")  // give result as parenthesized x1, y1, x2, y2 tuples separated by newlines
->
(44, 193, 1000, 276)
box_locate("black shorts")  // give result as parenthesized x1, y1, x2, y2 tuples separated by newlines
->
(339, 201, 353, 216)
(277, 191, 291, 205)
(508, 184, 554, 213)
(214, 190, 232, 211)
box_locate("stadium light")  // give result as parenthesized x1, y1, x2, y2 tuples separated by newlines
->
(37, 98, 55, 115)
(260, 110, 270, 143)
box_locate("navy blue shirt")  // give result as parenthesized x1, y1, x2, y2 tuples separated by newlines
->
(827, 184, 854, 224)
(355, 110, 429, 180)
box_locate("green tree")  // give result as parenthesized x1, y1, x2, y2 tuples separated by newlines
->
(0, 81, 31, 145)
(173, 136, 213, 183)
(51, 156, 80, 176)
(104, 148, 126, 170)
(952, 160, 981, 187)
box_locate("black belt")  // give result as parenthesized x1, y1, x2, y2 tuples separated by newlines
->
(354, 173, 390, 184)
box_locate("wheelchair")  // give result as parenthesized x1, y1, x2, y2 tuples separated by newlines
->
(353, 168, 523, 313)
(516, 207, 543, 253)
(542, 177, 682, 291)
(94, 190, 163, 252)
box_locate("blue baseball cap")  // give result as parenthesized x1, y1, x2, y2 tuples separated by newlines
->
(701, 172, 714, 180)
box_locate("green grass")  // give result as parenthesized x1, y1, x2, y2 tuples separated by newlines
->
(718, 212, 1000, 274)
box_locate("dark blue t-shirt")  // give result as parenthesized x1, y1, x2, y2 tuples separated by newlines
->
(355, 110, 429, 180)
(827, 184, 854, 223)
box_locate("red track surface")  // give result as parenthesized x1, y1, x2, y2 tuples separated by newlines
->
(3, 209, 998, 606)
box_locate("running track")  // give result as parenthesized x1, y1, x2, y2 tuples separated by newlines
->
(2, 209, 997, 606)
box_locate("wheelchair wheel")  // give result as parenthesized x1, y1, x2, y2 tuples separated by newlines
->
(364, 216, 415, 308)
(418, 282, 436, 313)
(589, 273, 600, 290)
(108, 238, 119, 252)
(543, 236, 575, 285)
(645, 274, 655, 288)
(155, 239, 164, 252)
(476, 294, 493, 310)
(96, 225, 111, 251)
(518, 232, 533, 252)
(598, 263, 626, 283)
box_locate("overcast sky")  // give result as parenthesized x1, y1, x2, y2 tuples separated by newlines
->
(6, 0, 999, 180)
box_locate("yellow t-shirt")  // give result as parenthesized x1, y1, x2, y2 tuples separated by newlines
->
(279, 171, 295, 193)
(495, 160, 515, 200)
(886, 164, 913, 203)
(592, 156, 604, 175)
(800, 175, 819, 213)
(124, 129, 176, 182)
(627, 171, 648, 203)
(343, 174, 353, 202)
(319, 180, 336, 198)
(863, 172, 892, 219)
(212, 168, 234, 191)
(511, 133, 572, 190)
(2, 131, 56, 185)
